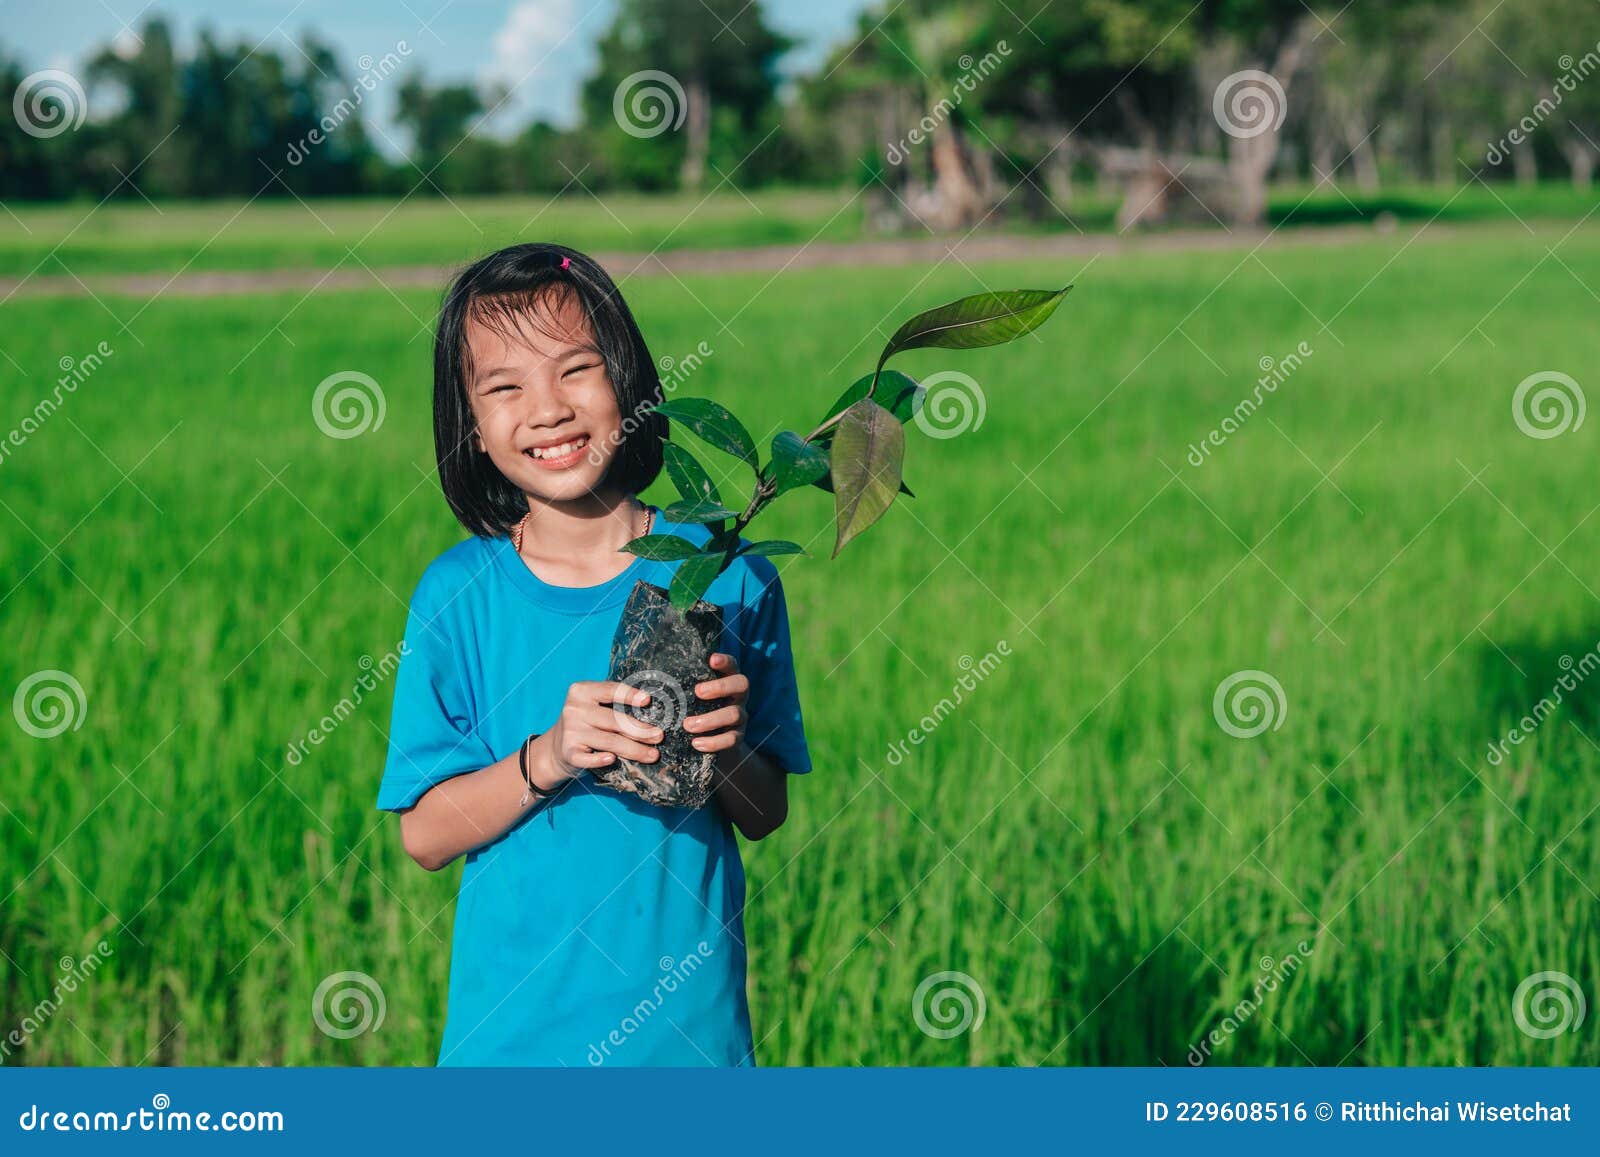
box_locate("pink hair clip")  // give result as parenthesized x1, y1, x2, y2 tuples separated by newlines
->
(560, 256, 570, 270)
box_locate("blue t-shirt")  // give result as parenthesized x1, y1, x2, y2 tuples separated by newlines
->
(376, 504, 811, 1067)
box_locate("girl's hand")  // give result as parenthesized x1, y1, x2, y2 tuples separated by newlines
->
(547, 680, 663, 779)
(684, 653, 749, 755)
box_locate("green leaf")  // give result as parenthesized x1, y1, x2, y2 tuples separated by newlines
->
(766, 431, 829, 497)
(663, 499, 739, 525)
(812, 471, 915, 499)
(662, 440, 721, 506)
(619, 533, 703, 561)
(830, 399, 905, 558)
(654, 398, 757, 468)
(876, 286, 1072, 376)
(739, 540, 808, 558)
(669, 550, 727, 612)
(816, 370, 923, 437)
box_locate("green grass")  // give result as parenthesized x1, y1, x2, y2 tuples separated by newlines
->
(0, 180, 1593, 280)
(0, 187, 862, 279)
(2, 217, 1599, 1066)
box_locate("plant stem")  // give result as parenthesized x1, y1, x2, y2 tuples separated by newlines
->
(804, 410, 847, 444)
(712, 389, 858, 565)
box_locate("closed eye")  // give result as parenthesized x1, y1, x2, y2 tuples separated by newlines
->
(563, 362, 601, 378)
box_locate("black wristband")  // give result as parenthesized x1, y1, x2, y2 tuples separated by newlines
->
(518, 732, 553, 803)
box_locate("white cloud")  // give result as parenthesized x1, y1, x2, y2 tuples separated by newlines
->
(481, 0, 596, 129)
(489, 0, 579, 85)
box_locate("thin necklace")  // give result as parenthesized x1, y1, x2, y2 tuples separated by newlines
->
(512, 501, 653, 555)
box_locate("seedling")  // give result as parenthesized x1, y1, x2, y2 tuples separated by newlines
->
(600, 285, 1073, 808)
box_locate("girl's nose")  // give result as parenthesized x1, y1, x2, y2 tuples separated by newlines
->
(521, 381, 576, 427)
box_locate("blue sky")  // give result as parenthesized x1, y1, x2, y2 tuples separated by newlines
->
(6, 0, 874, 150)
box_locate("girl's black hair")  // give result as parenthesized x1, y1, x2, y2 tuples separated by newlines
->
(432, 242, 666, 537)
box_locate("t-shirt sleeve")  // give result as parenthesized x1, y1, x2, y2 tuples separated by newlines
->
(375, 580, 497, 812)
(732, 564, 812, 774)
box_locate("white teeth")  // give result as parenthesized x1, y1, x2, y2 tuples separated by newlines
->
(530, 436, 587, 460)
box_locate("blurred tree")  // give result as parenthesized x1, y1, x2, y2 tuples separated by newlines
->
(0, 48, 85, 198)
(67, 18, 382, 198)
(975, 0, 1196, 226)
(3, 2, 1590, 206)
(84, 18, 186, 196)
(580, 0, 790, 191)
(394, 75, 484, 179)
(1475, 0, 1600, 188)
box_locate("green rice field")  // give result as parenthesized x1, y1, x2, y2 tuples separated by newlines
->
(1, 207, 1598, 1065)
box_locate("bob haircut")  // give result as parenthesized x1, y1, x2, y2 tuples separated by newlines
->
(432, 242, 666, 537)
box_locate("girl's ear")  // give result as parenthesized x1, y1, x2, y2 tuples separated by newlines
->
(472, 426, 485, 453)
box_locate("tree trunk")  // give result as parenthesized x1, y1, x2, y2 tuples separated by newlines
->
(678, 76, 709, 191)
(1311, 128, 1338, 186)
(1565, 138, 1597, 191)
(1510, 137, 1537, 186)
(1225, 16, 1318, 227)
(1118, 160, 1173, 230)
(1044, 132, 1074, 207)
(1228, 131, 1275, 226)
(1430, 119, 1456, 185)
(1344, 117, 1380, 191)
(928, 120, 986, 230)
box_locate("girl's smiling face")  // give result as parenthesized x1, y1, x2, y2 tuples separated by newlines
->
(464, 288, 628, 505)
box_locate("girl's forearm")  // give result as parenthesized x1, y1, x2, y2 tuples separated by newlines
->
(712, 740, 789, 841)
(398, 732, 565, 870)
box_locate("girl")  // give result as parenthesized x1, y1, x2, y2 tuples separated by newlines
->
(376, 242, 812, 1066)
